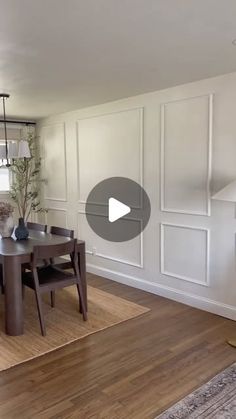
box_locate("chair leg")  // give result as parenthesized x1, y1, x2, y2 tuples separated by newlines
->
(22, 284, 25, 299)
(1, 278, 4, 294)
(76, 281, 87, 321)
(34, 290, 46, 336)
(50, 291, 55, 308)
(79, 295, 82, 314)
(0, 264, 4, 294)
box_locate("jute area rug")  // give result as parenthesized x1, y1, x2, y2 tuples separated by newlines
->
(157, 363, 236, 419)
(0, 285, 149, 371)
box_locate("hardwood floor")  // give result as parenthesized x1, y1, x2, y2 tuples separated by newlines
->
(0, 273, 235, 419)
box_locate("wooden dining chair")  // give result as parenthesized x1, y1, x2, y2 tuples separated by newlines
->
(0, 265, 3, 294)
(50, 226, 74, 266)
(22, 239, 87, 336)
(50, 226, 74, 239)
(49, 226, 75, 306)
(23, 222, 48, 272)
(27, 222, 47, 233)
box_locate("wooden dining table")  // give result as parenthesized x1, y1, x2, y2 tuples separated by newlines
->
(0, 230, 87, 336)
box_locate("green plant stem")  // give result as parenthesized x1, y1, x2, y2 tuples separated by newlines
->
(9, 132, 47, 221)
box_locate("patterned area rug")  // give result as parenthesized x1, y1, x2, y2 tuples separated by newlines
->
(157, 363, 236, 418)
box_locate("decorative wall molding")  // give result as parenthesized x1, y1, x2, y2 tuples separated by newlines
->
(45, 197, 68, 202)
(46, 207, 68, 228)
(86, 251, 143, 268)
(78, 211, 143, 268)
(160, 222, 210, 286)
(160, 94, 213, 216)
(37, 72, 236, 323)
(76, 107, 144, 205)
(86, 263, 236, 321)
(42, 123, 68, 203)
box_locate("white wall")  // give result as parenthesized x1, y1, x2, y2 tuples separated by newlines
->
(37, 71, 236, 320)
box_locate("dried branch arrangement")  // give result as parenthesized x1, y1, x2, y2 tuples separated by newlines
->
(9, 132, 47, 221)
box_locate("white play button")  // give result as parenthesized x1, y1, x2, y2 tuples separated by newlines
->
(108, 197, 131, 223)
(86, 177, 151, 241)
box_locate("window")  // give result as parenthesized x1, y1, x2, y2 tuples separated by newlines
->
(0, 126, 25, 193)
(0, 164, 10, 192)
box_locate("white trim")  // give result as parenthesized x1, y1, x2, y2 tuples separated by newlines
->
(207, 94, 213, 216)
(86, 251, 143, 268)
(160, 222, 210, 287)
(78, 211, 144, 268)
(160, 93, 213, 216)
(42, 123, 68, 203)
(87, 264, 236, 321)
(76, 120, 81, 205)
(46, 207, 68, 228)
(139, 107, 144, 189)
(45, 197, 68, 202)
(77, 107, 144, 205)
(76, 105, 145, 124)
(79, 208, 143, 222)
(160, 93, 214, 106)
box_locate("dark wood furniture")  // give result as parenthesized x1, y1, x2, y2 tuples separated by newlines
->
(0, 230, 87, 336)
(24, 222, 48, 270)
(22, 239, 87, 336)
(50, 226, 74, 238)
(27, 222, 47, 233)
(0, 265, 3, 294)
(49, 226, 74, 307)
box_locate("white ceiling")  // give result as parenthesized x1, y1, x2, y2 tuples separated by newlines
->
(1, 0, 236, 120)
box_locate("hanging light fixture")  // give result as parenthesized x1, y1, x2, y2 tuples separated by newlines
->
(0, 93, 31, 167)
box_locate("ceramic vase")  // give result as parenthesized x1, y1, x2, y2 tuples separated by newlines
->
(15, 217, 29, 240)
(0, 215, 14, 238)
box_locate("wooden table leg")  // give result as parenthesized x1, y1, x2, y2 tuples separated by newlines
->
(3, 255, 24, 336)
(77, 242, 87, 312)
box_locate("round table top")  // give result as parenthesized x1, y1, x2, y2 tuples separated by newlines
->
(0, 230, 73, 257)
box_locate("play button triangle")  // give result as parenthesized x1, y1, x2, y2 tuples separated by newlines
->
(108, 197, 131, 223)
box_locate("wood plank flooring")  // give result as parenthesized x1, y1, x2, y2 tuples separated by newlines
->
(0, 273, 235, 419)
(0, 285, 148, 371)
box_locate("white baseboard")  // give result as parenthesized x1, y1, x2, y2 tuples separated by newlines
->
(87, 263, 236, 321)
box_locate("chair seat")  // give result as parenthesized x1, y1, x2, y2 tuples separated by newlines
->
(22, 259, 48, 270)
(22, 265, 77, 292)
(53, 257, 73, 270)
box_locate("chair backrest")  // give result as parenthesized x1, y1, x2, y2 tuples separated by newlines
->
(50, 226, 74, 238)
(27, 222, 47, 233)
(32, 239, 76, 266)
